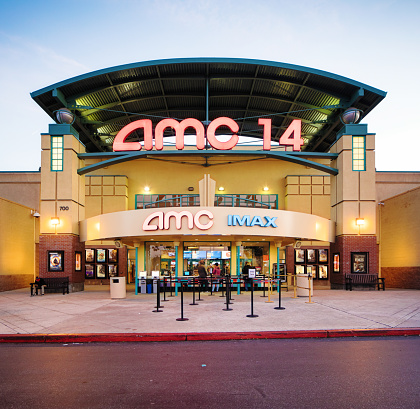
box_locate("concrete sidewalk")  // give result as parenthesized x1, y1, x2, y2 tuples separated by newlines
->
(0, 286, 419, 342)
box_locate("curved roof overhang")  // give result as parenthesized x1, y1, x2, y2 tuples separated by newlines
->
(31, 58, 386, 155)
(77, 150, 338, 176)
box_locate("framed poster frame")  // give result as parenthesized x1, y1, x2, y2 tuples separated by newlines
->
(108, 264, 118, 277)
(85, 249, 95, 263)
(306, 265, 317, 279)
(96, 249, 107, 263)
(351, 252, 368, 274)
(333, 253, 340, 273)
(85, 264, 94, 279)
(318, 249, 328, 264)
(306, 249, 317, 264)
(96, 264, 107, 279)
(75, 251, 82, 271)
(294, 249, 306, 264)
(108, 248, 118, 263)
(295, 265, 305, 275)
(48, 251, 64, 272)
(318, 265, 328, 279)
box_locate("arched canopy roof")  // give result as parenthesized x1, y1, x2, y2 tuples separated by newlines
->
(31, 58, 386, 153)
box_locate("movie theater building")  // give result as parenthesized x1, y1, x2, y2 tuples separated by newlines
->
(1, 58, 419, 292)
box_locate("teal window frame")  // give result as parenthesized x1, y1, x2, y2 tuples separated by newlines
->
(215, 194, 278, 209)
(352, 136, 366, 171)
(136, 194, 199, 209)
(51, 136, 64, 171)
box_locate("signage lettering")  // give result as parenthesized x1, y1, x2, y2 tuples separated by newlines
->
(228, 215, 278, 228)
(143, 210, 214, 231)
(113, 117, 302, 152)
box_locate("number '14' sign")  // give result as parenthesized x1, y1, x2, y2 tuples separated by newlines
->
(113, 117, 303, 152)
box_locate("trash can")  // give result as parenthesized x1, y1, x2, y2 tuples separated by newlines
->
(147, 279, 153, 293)
(140, 278, 147, 294)
(110, 277, 126, 299)
(296, 274, 313, 297)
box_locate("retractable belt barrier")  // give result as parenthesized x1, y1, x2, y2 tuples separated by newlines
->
(292, 274, 315, 304)
(153, 279, 163, 313)
(143, 274, 315, 322)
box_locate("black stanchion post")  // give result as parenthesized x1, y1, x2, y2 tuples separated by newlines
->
(153, 279, 163, 312)
(261, 275, 267, 298)
(197, 277, 202, 301)
(209, 275, 213, 296)
(246, 278, 258, 318)
(220, 275, 225, 297)
(223, 277, 232, 311)
(162, 277, 168, 302)
(169, 275, 174, 297)
(228, 275, 234, 302)
(274, 278, 285, 310)
(190, 276, 198, 305)
(176, 281, 189, 321)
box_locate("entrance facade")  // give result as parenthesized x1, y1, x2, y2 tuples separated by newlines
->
(29, 58, 390, 291)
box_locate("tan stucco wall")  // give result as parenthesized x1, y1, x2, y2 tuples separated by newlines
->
(85, 175, 128, 217)
(0, 198, 39, 290)
(376, 172, 420, 202)
(329, 133, 376, 236)
(0, 172, 40, 210)
(40, 133, 85, 235)
(380, 187, 420, 268)
(83, 156, 332, 213)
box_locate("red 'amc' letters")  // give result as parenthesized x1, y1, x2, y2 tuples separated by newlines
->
(143, 210, 214, 231)
(113, 117, 303, 152)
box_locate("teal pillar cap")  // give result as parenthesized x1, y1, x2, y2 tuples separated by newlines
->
(336, 124, 368, 139)
(48, 123, 79, 138)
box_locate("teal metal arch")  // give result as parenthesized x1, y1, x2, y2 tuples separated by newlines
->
(31, 58, 387, 99)
(77, 150, 338, 175)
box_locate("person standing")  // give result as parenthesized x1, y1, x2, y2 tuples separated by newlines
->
(197, 260, 208, 292)
(242, 261, 252, 291)
(212, 262, 221, 292)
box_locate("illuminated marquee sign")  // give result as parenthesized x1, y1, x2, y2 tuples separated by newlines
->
(113, 117, 303, 152)
(143, 210, 214, 231)
(228, 215, 278, 228)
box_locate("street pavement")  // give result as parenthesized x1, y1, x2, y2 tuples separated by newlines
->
(0, 285, 419, 341)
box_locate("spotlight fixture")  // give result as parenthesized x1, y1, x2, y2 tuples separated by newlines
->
(218, 187, 225, 191)
(144, 186, 150, 192)
(263, 186, 269, 191)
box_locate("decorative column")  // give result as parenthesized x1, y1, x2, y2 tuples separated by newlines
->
(173, 241, 180, 277)
(275, 241, 282, 292)
(199, 174, 216, 207)
(329, 123, 378, 288)
(38, 123, 86, 292)
(134, 242, 139, 295)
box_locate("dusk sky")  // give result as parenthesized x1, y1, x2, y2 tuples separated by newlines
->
(0, 0, 419, 171)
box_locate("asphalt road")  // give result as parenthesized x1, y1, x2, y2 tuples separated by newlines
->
(0, 337, 419, 409)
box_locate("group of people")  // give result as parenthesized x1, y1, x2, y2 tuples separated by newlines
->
(194, 260, 255, 292)
(196, 260, 227, 292)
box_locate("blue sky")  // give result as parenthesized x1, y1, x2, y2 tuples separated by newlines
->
(0, 0, 419, 171)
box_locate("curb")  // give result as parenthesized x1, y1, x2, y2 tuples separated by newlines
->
(0, 328, 419, 343)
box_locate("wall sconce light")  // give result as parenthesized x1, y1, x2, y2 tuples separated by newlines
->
(51, 217, 60, 226)
(31, 210, 40, 218)
(218, 187, 225, 191)
(263, 186, 269, 191)
(188, 187, 194, 191)
(144, 186, 150, 192)
(356, 218, 365, 226)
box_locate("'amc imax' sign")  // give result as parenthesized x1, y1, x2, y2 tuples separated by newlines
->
(228, 215, 278, 228)
(113, 117, 303, 152)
